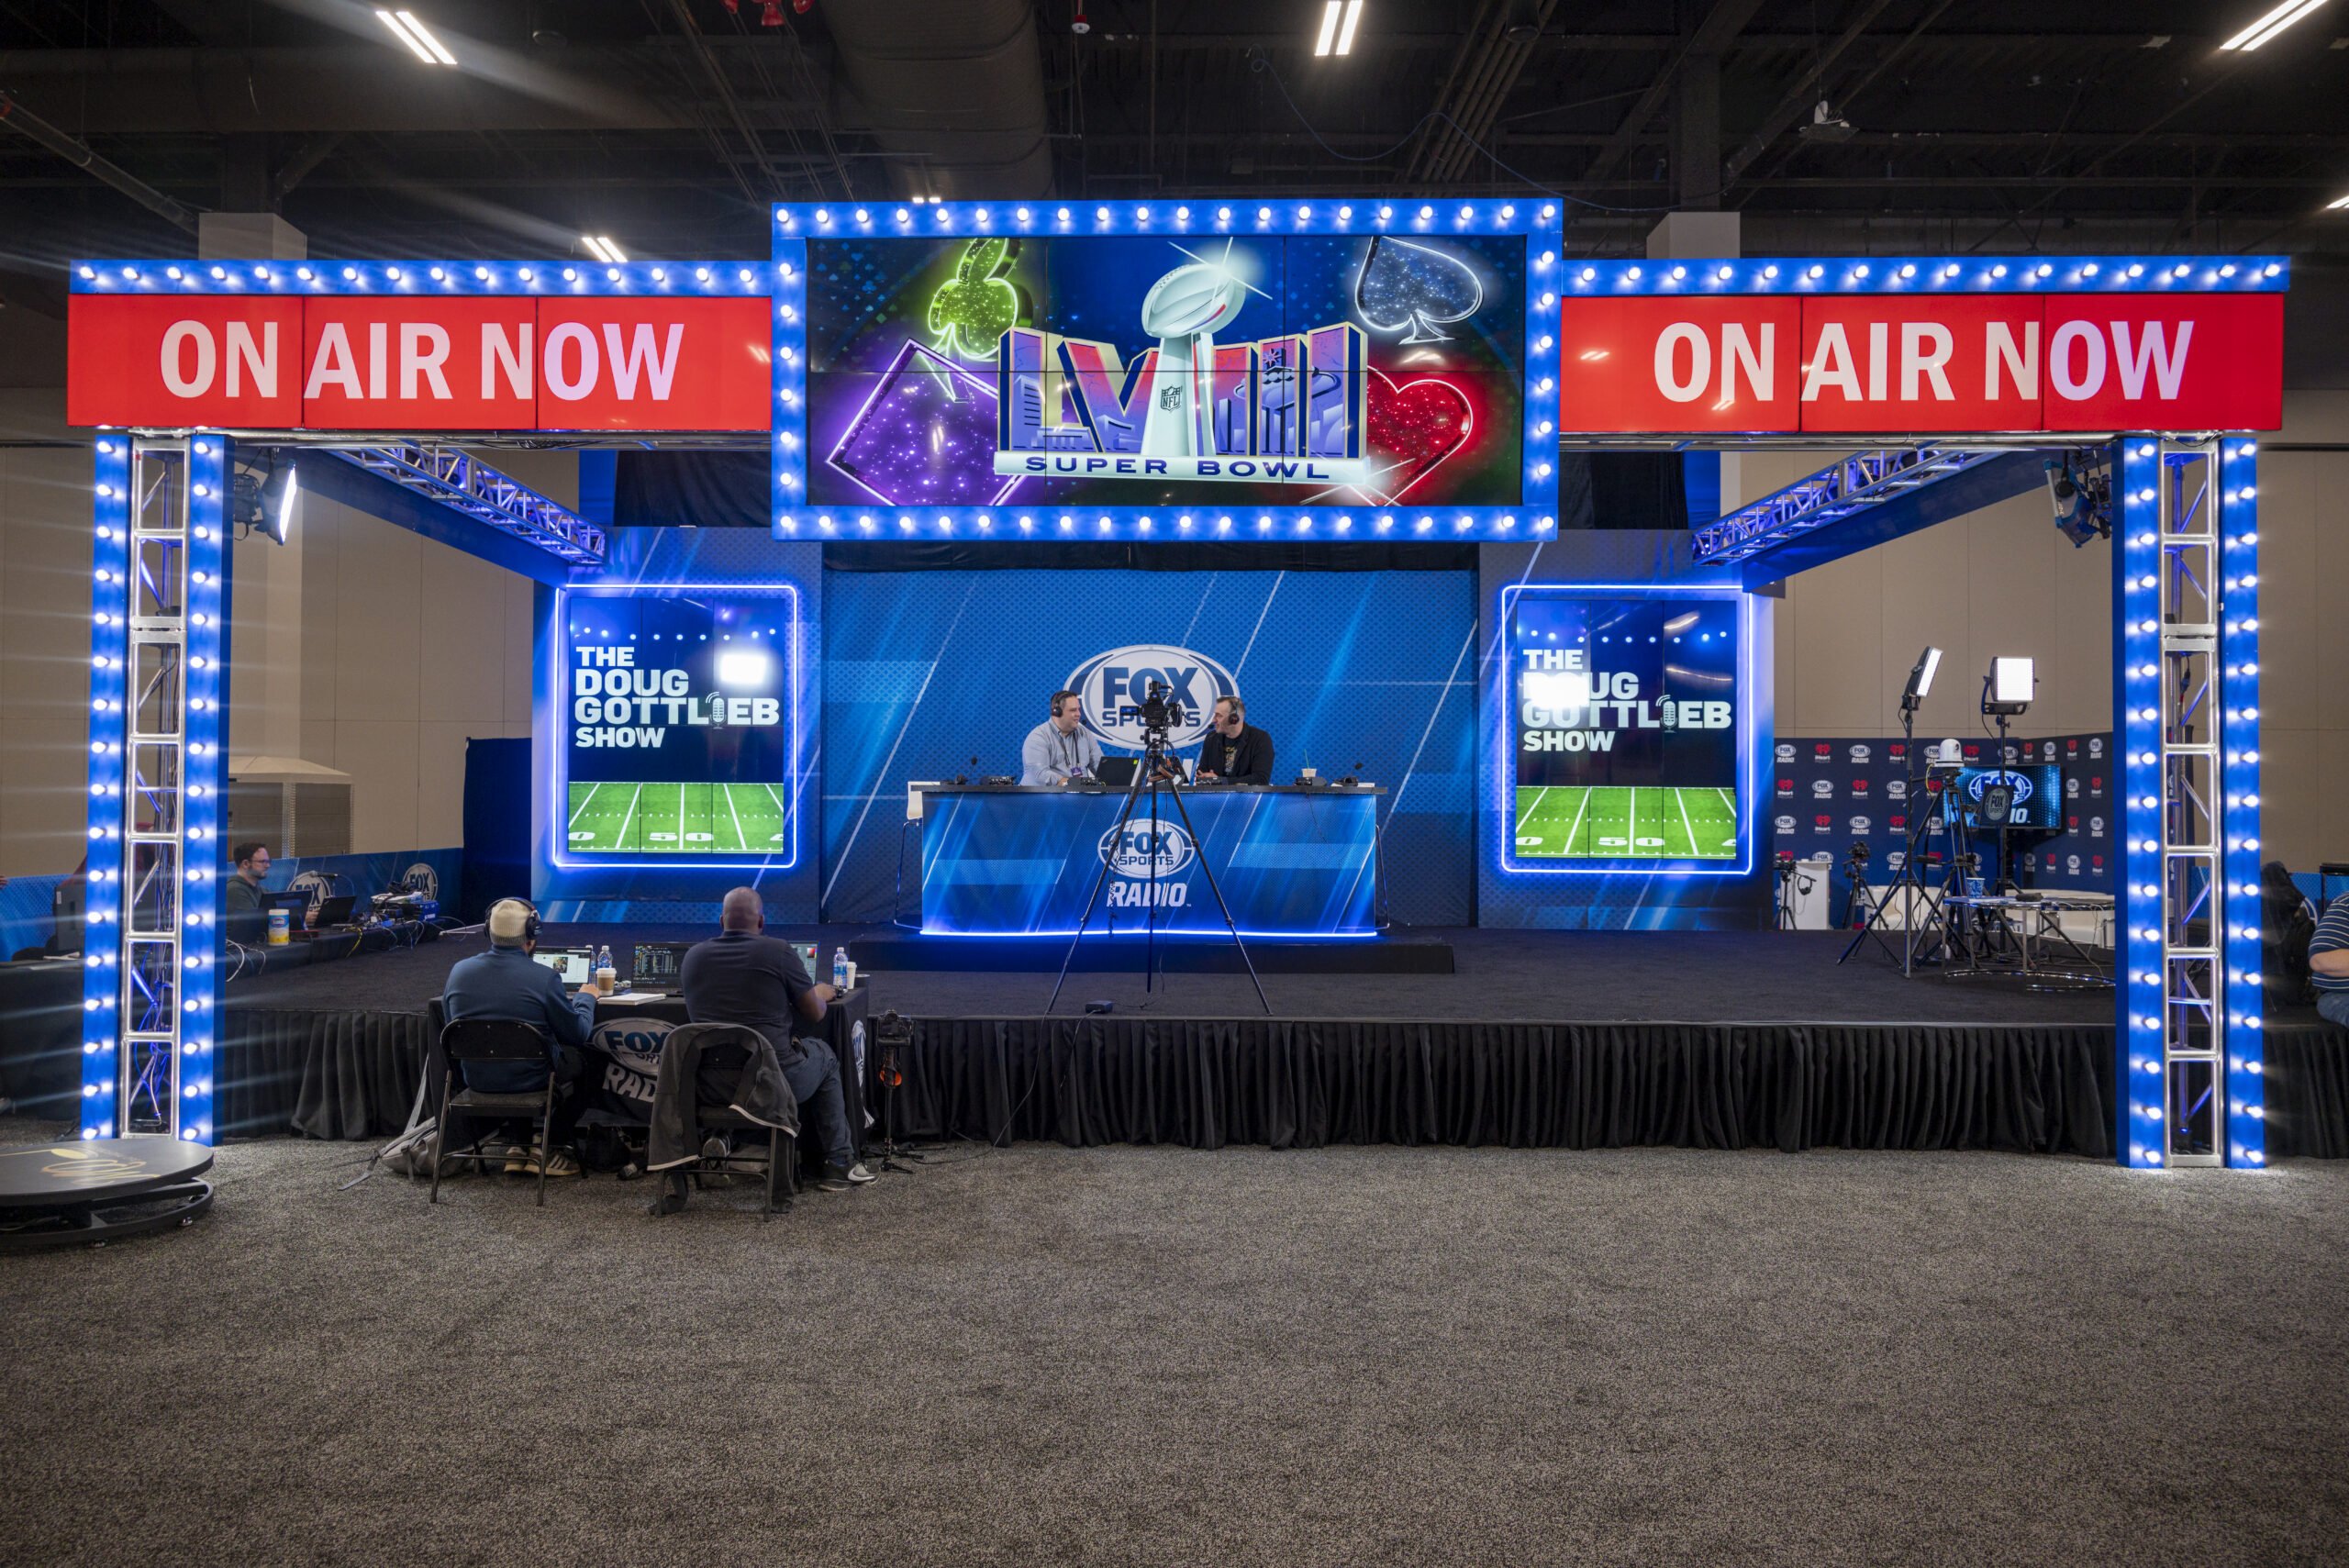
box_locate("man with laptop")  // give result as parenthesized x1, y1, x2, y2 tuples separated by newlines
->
(439, 898, 609, 1177)
(1020, 689, 1105, 785)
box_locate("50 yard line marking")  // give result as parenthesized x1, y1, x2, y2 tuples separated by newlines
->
(1516, 785, 1551, 834)
(1563, 785, 1594, 855)
(567, 783, 601, 828)
(615, 783, 643, 850)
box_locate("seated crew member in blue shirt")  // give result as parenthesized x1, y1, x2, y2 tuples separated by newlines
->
(439, 898, 607, 1177)
(1020, 688, 1104, 784)
(1191, 695, 1275, 784)
(678, 886, 873, 1191)
(2310, 892, 2349, 1029)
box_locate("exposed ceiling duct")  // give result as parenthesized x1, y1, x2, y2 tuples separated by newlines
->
(818, 0, 1052, 198)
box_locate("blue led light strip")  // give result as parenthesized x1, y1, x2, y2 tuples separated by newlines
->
(330, 444, 606, 565)
(82, 437, 227, 1143)
(2219, 439, 2263, 1169)
(1564, 256, 2288, 295)
(70, 260, 770, 296)
(768, 198, 1563, 544)
(1692, 446, 2018, 565)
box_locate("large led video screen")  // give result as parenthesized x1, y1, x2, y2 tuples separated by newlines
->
(1505, 588, 1745, 871)
(555, 586, 800, 867)
(804, 233, 1525, 509)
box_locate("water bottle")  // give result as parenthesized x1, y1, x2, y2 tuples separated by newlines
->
(595, 943, 616, 990)
(832, 946, 850, 992)
(596, 943, 614, 972)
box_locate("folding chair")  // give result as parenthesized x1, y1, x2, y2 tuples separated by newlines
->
(429, 1018, 559, 1207)
(669, 1024, 799, 1221)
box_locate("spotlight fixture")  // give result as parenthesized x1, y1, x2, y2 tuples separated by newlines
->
(1899, 646, 1943, 718)
(233, 458, 298, 544)
(1071, 4, 1090, 34)
(2220, 0, 2331, 51)
(1799, 98, 1855, 141)
(1982, 657, 2035, 718)
(1314, 0, 1364, 57)
(373, 9, 457, 65)
(581, 235, 629, 264)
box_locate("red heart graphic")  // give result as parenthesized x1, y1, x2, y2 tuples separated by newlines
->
(1359, 369, 1475, 505)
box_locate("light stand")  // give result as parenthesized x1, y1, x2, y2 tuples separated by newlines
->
(1046, 686, 1271, 1016)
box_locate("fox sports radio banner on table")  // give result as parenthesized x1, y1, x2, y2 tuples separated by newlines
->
(1502, 584, 1753, 876)
(556, 584, 801, 870)
(773, 200, 1560, 533)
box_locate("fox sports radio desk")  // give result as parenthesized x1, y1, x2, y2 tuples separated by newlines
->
(916, 784, 1384, 937)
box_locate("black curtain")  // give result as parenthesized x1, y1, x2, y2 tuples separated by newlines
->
(1557, 451, 1692, 531)
(460, 737, 532, 926)
(887, 1018, 2117, 1155)
(613, 450, 769, 529)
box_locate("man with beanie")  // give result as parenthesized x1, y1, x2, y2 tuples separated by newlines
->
(439, 898, 607, 1176)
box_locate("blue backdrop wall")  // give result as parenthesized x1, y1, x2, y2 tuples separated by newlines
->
(820, 567, 1477, 927)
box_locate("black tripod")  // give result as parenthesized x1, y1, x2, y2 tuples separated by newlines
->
(1046, 701, 1270, 1016)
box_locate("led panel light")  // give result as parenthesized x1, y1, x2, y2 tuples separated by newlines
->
(2220, 0, 2331, 50)
(375, 10, 457, 65)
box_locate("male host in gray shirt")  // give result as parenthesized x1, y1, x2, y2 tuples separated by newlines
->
(1020, 689, 1106, 784)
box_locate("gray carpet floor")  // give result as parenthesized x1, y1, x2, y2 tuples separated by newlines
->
(5, 1130, 2347, 1567)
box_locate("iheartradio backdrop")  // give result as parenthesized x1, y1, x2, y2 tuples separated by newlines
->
(804, 234, 1525, 510)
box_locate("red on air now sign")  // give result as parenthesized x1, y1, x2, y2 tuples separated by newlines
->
(66, 295, 771, 430)
(1557, 295, 2282, 433)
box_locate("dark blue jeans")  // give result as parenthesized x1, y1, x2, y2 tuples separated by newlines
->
(782, 1037, 855, 1171)
(2319, 990, 2349, 1029)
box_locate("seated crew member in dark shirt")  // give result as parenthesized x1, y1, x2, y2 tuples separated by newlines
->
(439, 898, 607, 1177)
(678, 886, 874, 1190)
(222, 840, 272, 945)
(1192, 695, 1275, 784)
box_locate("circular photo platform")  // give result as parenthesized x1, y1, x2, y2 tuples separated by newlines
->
(0, 1138, 215, 1253)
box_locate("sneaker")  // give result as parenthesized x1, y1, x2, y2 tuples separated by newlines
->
(499, 1141, 529, 1176)
(523, 1146, 581, 1178)
(817, 1162, 876, 1190)
(700, 1132, 734, 1185)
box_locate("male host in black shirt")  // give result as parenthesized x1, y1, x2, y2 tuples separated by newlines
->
(1194, 695, 1275, 784)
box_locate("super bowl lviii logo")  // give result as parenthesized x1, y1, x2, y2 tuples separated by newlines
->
(1065, 644, 1237, 752)
(998, 259, 1367, 487)
(810, 230, 1517, 510)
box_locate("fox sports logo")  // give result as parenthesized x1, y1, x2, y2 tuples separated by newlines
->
(1065, 644, 1237, 752)
(1099, 821, 1197, 879)
(1965, 770, 2034, 806)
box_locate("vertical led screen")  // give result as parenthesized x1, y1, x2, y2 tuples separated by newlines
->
(555, 585, 800, 868)
(803, 233, 1525, 509)
(1504, 587, 1746, 873)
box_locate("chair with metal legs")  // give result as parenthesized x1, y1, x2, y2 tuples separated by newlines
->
(429, 1018, 560, 1207)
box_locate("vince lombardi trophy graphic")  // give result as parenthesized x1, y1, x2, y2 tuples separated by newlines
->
(1138, 255, 1249, 460)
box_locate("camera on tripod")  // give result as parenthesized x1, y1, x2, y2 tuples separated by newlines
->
(1134, 678, 1187, 737)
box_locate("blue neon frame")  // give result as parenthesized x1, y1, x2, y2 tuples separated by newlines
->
(81, 437, 226, 1142)
(1493, 583, 1757, 879)
(767, 197, 1564, 546)
(1561, 255, 2288, 295)
(547, 581, 804, 873)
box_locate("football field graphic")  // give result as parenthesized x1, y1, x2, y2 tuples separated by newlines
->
(1511, 784, 1738, 861)
(565, 782, 792, 856)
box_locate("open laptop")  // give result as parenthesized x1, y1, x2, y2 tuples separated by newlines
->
(532, 948, 596, 990)
(310, 893, 357, 928)
(1094, 756, 1139, 787)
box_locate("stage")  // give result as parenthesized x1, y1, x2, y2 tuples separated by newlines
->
(99, 927, 2337, 1160)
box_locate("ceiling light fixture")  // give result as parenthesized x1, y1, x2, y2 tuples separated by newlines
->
(2219, 0, 2332, 50)
(582, 236, 628, 263)
(375, 10, 457, 65)
(1315, 0, 1364, 57)
(2328, 194, 2349, 210)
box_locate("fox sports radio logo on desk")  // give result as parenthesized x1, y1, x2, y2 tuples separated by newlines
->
(1064, 644, 1238, 751)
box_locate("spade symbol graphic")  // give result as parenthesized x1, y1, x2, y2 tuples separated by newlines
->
(1353, 238, 1484, 344)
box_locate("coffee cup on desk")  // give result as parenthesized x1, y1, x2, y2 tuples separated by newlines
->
(1298, 767, 1317, 784)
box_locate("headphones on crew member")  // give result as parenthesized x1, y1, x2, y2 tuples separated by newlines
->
(492, 896, 541, 946)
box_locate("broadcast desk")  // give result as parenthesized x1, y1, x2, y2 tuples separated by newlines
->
(915, 784, 1384, 938)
